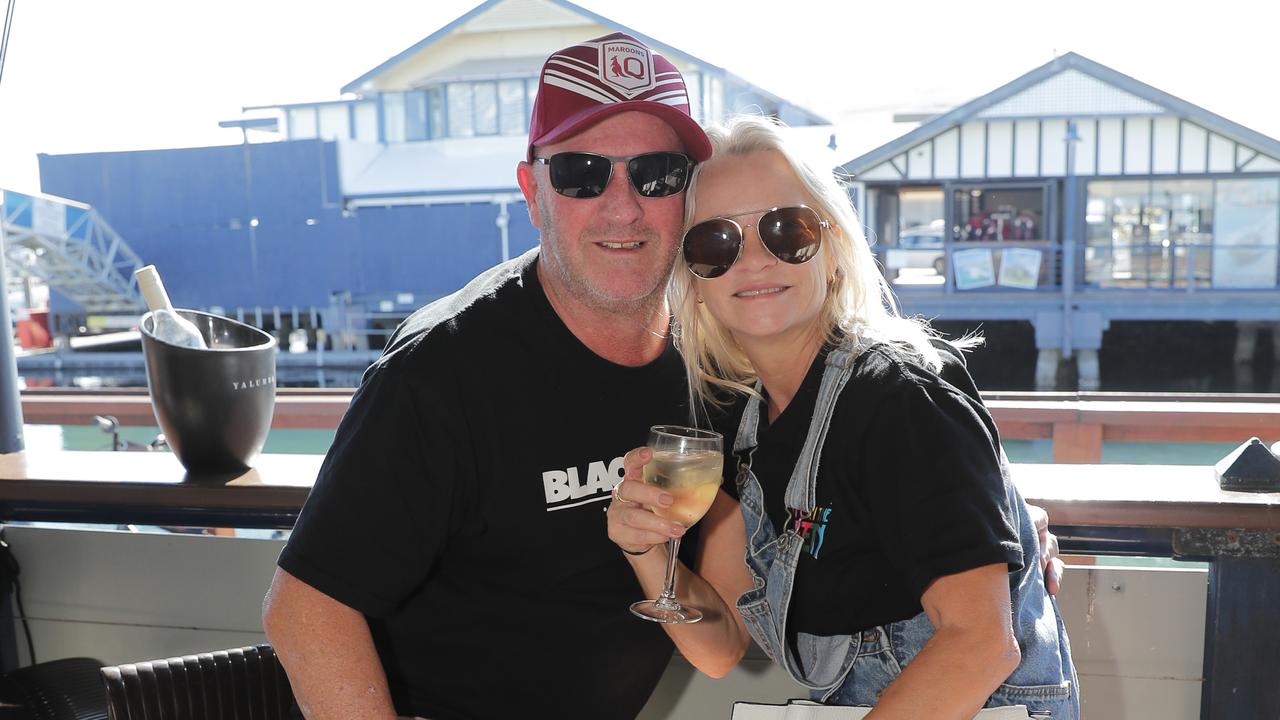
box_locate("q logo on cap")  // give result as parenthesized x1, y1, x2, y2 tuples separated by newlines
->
(600, 38, 654, 95)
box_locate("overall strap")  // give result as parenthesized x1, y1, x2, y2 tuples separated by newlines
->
(782, 337, 865, 514)
(732, 381, 764, 487)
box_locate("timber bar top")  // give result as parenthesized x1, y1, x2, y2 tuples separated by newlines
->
(0, 451, 322, 528)
(0, 451, 1278, 531)
(1014, 463, 1280, 530)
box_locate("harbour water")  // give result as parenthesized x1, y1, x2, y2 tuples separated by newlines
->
(18, 319, 1267, 468)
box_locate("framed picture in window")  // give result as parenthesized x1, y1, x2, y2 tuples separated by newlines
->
(953, 248, 996, 290)
(998, 248, 1043, 289)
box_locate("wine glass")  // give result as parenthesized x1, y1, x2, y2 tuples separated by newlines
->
(630, 425, 724, 624)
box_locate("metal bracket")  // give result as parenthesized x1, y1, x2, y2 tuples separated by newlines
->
(1173, 528, 1280, 559)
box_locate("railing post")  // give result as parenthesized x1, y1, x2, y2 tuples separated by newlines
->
(1051, 421, 1102, 464)
(1199, 556, 1280, 719)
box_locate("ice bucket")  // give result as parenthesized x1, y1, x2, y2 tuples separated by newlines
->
(141, 309, 277, 473)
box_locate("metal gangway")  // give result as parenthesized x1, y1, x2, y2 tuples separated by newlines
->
(0, 189, 145, 313)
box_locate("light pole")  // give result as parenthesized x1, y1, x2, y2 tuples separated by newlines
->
(1062, 120, 1081, 360)
(0, 201, 25, 453)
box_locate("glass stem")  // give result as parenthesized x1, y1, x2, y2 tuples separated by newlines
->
(654, 537, 682, 610)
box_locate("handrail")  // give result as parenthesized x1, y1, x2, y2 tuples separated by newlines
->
(18, 388, 1280, 464)
(0, 450, 1273, 532)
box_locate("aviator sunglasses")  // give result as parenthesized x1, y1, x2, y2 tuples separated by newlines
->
(682, 205, 828, 279)
(534, 151, 693, 199)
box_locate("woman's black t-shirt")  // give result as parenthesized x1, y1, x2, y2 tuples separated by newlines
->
(724, 341, 1022, 636)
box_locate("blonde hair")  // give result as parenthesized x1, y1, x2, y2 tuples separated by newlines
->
(672, 115, 960, 414)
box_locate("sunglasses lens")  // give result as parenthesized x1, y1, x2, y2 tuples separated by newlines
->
(683, 219, 741, 279)
(760, 206, 823, 263)
(627, 153, 691, 198)
(548, 153, 612, 198)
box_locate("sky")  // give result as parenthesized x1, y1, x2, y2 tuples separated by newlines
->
(1, 0, 1278, 195)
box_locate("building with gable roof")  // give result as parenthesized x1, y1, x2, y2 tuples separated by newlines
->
(839, 52, 1280, 389)
(240, 0, 827, 208)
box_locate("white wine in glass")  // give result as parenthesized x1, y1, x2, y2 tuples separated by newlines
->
(630, 425, 724, 624)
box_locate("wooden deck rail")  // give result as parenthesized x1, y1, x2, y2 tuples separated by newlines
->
(18, 388, 1280, 465)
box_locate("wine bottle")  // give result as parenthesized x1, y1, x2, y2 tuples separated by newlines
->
(135, 265, 208, 349)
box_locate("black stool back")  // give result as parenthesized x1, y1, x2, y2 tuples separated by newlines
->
(100, 645, 295, 720)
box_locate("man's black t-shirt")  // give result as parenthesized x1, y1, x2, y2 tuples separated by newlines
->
(724, 341, 1021, 636)
(278, 250, 695, 720)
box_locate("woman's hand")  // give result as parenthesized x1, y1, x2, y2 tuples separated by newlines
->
(607, 446, 686, 556)
(607, 446, 753, 678)
(1027, 504, 1063, 595)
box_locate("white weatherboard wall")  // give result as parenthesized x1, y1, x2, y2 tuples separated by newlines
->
(865, 115, 1273, 182)
(12, 527, 1207, 719)
(8, 526, 278, 666)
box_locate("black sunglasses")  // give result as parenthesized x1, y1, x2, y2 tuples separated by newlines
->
(682, 205, 828, 279)
(533, 151, 693, 199)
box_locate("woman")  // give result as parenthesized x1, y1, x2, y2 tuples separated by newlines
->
(608, 115, 1078, 718)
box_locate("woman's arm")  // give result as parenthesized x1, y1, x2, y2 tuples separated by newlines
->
(608, 448, 753, 678)
(867, 563, 1021, 719)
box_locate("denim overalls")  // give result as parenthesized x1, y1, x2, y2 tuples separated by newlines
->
(731, 339, 1079, 718)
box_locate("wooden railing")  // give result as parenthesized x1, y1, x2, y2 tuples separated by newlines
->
(19, 388, 1280, 465)
(983, 392, 1280, 463)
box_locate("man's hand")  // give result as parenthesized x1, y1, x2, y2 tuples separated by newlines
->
(1027, 504, 1063, 595)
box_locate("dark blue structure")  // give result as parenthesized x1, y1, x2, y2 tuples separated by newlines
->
(38, 140, 538, 325)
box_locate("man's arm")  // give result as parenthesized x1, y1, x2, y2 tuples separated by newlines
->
(263, 568, 398, 720)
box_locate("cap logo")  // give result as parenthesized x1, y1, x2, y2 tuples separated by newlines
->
(599, 39, 654, 97)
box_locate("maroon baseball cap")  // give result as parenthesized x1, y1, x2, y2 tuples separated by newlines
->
(527, 32, 711, 162)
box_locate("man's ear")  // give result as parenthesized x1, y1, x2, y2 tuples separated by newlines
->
(516, 161, 541, 230)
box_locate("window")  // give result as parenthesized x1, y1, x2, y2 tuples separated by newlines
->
(385, 78, 536, 140)
(447, 84, 474, 138)
(684, 71, 702, 122)
(875, 187, 947, 285)
(404, 91, 428, 141)
(317, 106, 349, 140)
(382, 93, 406, 143)
(1083, 178, 1274, 289)
(952, 187, 1045, 242)
(949, 185, 1051, 290)
(526, 79, 538, 129)
(426, 87, 445, 139)
(473, 83, 498, 135)
(706, 76, 723, 123)
(498, 80, 525, 135)
(353, 102, 378, 142)
(1212, 178, 1279, 288)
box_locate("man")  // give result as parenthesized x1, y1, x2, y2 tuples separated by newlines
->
(263, 32, 744, 720)
(262, 32, 1063, 720)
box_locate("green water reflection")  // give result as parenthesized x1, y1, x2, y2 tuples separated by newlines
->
(38, 426, 1237, 467)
